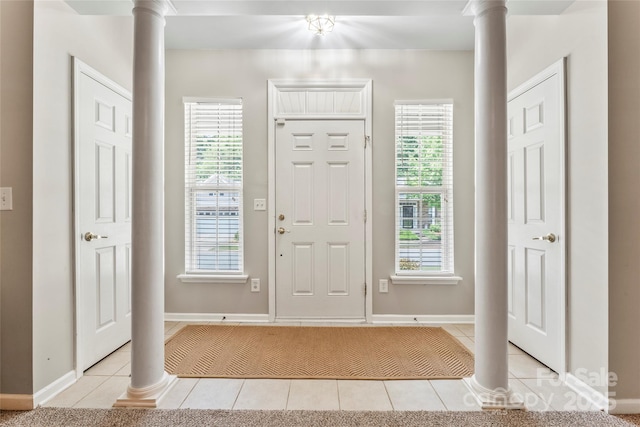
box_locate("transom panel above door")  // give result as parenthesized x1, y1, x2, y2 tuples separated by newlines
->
(267, 80, 373, 322)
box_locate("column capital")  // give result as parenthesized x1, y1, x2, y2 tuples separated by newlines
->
(133, 0, 177, 17)
(463, 0, 507, 18)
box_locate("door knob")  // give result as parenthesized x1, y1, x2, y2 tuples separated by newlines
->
(277, 227, 290, 235)
(84, 232, 108, 242)
(532, 233, 556, 243)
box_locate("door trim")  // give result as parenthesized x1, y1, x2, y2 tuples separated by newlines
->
(267, 79, 373, 322)
(72, 57, 132, 378)
(508, 58, 567, 374)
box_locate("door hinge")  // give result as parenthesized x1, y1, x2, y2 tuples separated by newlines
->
(276, 118, 286, 126)
(364, 135, 371, 148)
(364, 283, 367, 296)
(364, 210, 367, 223)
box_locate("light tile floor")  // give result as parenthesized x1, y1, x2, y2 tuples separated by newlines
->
(43, 322, 599, 412)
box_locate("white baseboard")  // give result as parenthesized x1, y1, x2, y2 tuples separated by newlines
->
(564, 373, 609, 411)
(165, 313, 473, 325)
(0, 394, 34, 410)
(608, 398, 640, 414)
(33, 370, 77, 407)
(371, 314, 475, 324)
(164, 313, 270, 323)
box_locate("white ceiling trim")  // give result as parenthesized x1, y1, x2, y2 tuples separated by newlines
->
(63, 0, 577, 50)
(65, 0, 575, 17)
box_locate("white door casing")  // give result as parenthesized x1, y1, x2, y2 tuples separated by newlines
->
(275, 120, 366, 319)
(507, 59, 566, 373)
(74, 59, 132, 372)
(267, 80, 373, 322)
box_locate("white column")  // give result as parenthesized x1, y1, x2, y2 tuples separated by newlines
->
(115, 0, 177, 408)
(463, 0, 523, 410)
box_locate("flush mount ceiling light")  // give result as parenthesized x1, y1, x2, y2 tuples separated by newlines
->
(306, 14, 335, 35)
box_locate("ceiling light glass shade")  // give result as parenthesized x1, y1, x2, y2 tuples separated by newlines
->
(306, 14, 335, 35)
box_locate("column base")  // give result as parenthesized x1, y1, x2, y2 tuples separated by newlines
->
(113, 372, 178, 408)
(463, 376, 526, 410)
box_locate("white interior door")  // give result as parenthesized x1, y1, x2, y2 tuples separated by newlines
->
(275, 119, 366, 320)
(507, 62, 565, 373)
(76, 64, 132, 370)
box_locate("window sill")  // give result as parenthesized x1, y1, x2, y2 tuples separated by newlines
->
(390, 275, 462, 286)
(177, 274, 249, 284)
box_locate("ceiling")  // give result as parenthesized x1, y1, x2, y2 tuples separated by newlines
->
(65, 0, 575, 50)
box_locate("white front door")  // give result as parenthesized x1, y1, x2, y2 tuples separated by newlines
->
(76, 64, 132, 370)
(507, 62, 565, 373)
(275, 119, 366, 320)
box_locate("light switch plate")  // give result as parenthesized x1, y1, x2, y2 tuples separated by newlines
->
(0, 187, 13, 211)
(251, 278, 260, 292)
(254, 199, 266, 211)
(379, 279, 389, 293)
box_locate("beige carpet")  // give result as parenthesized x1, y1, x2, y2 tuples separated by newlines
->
(0, 408, 636, 427)
(164, 325, 474, 380)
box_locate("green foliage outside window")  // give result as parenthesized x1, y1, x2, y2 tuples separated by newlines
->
(396, 135, 444, 208)
(399, 230, 420, 241)
(195, 136, 242, 184)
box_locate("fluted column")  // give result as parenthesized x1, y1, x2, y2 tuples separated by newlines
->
(115, 0, 176, 408)
(463, 0, 523, 409)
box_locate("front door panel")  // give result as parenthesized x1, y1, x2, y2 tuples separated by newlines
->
(275, 120, 365, 320)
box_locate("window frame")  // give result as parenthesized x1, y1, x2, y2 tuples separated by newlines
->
(179, 98, 248, 283)
(392, 100, 460, 285)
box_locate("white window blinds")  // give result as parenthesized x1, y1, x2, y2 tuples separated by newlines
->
(184, 99, 243, 273)
(394, 102, 454, 275)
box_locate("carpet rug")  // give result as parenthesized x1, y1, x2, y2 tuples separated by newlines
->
(164, 324, 474, 380)
(0, 408, 636, 427)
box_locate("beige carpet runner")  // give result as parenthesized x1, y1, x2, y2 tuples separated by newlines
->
(1, 408, 636, 427)
(164, 325, 474, 380)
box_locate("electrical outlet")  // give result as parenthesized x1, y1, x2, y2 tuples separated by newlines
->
(379, 279, 389, 293)
(251, 278, 260, 293)
(0, 187, 13, 211)
(254, 199, 266, 211)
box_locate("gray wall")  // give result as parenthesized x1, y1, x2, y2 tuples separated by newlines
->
(507, 1, 609, 394)
(0, 0, 34, 396)
(608, 0, 640, 405)
(165, 50, 475, 316)
(32, 0, 132, 392)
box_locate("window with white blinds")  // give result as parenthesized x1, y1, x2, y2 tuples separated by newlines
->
(395, 101, 454, 275)
(184, 99, 243, 273)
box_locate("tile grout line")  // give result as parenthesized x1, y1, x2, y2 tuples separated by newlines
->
(281, 379, 292, 410)
(285, 379, 292, 410)
(429, 380, 451, 411)
(230, 379, 245, 410)
(381, 381, 396, 411)
(283, 379, 291, 410)
(178, 379, 201, 409)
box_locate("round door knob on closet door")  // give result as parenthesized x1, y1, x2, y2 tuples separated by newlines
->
(277, 227, 291, 235)
(532, 233, 556, 243)
(84, 232, 109, 242)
